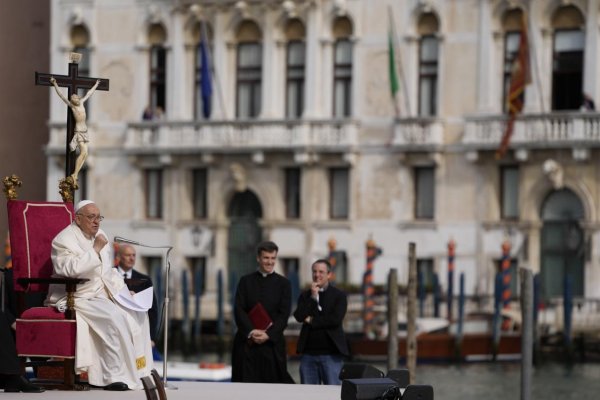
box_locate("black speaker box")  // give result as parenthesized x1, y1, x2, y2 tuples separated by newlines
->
(340, 378, 399, 400)
(402, 384, 434, 400)
(386, 369, 410, 388)
(339, 363, 385, 380)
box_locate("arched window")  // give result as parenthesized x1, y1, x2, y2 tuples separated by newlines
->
(541, 188, 584, 221)
(417, 13, 439, 117)
(285, 19, 306, 119)
(551, 5, 585, 110)
(540, 188, 585, 298)
(332, 17, 353, 118)
(148, 23, 167, 115)
(501, 9, 525, 113)
(236, 20, 262, 119)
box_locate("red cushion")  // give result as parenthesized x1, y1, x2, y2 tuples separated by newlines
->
(7, 201, 74, 292)
(16, 319, 76, 358)
(20, 306, 67, 320)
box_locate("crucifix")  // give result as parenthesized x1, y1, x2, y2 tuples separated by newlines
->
(35, 53, 109, 187)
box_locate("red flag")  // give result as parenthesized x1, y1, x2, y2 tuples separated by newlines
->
(496, 13, 531, 159)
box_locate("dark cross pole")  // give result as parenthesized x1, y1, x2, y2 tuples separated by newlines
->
(35, 62, 109, 179)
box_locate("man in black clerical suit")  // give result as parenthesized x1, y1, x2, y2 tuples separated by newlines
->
(231, 241, 294, 383)
(116, 244, 158, 344)
(293, 259, 349, 385)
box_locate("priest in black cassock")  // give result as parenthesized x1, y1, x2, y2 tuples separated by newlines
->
(231, 241, 294, 383)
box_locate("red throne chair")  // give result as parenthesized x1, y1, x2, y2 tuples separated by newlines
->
(6, 196, 88, 390)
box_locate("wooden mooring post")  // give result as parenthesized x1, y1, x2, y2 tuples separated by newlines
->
(407, 242, 417, 384)
(387, 268, 399, 371)
(520, 267, 533, 400)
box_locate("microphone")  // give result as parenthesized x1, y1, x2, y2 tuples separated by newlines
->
(114, 236, 141, 246)
(114, 236, 173, 250)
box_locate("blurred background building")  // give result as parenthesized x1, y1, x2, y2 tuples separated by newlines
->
(37, 0, 600, 320)
(0, 0, 50, 236)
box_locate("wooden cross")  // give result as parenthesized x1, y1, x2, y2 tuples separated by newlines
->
(35, 62, 109, 178)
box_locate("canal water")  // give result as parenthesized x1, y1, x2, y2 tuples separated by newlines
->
(176, 350, 600, 399)
(288, 360, 600, 398)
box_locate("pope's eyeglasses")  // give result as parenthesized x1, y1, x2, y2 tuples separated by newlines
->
(76, 213, 104, 222)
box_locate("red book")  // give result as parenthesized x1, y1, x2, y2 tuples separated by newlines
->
(248, 302, 273, 330)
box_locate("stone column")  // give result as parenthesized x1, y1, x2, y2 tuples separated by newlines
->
(350, 36, 361, 118)
(320, 38, 333, 117)
(404, 36, 418, 117)
(260, 12, 276, 118)
(529, 26, 553, 113)
(211, 13, 230, 119)
(476, 0, 494, 113)
(274, 40, 286, 118)
(303, 4, 320, 118)
(583, 0, 599, 102)
(169, 10, 186, 119)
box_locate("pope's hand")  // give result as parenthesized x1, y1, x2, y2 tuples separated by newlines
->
(93, 234, 108, 254)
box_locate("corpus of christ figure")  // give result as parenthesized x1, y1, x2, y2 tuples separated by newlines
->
(35, 55, 109, 191)
(50, 76, 100, 184)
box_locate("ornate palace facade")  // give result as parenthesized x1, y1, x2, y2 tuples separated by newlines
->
(45, 0, 600, 317)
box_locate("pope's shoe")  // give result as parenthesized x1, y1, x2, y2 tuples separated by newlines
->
(104, 381, 129, 391)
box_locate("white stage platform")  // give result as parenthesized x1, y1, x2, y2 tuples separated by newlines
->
(2, 381, 340, 400)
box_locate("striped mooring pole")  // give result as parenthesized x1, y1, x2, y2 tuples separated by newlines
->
(363, 237, 381, 338)
(501, 238, 512, 330)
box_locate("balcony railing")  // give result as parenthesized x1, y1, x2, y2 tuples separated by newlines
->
(391, 117, 444, 149)
(124, 119, 358, 153)
(463, 112, 600, 150)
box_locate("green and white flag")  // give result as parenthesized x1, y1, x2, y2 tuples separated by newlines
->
(388, 11, 402, 118)
(388, 22, 399, 99)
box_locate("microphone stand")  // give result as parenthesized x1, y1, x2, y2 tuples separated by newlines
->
(162, 246, 175, 389)
(114, 237, 177, 390)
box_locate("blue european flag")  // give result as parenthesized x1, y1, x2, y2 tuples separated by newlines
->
(200, 34, 212, 119)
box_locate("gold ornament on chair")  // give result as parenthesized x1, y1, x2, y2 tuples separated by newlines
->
(2, 174, 22, 200)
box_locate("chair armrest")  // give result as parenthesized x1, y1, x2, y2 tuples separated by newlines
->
(17, 277, 89, 295)
(17, 277, 89, 319)
(17, 277, 89, 286)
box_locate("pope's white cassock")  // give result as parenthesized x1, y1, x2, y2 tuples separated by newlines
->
(45, 223, 153, 389)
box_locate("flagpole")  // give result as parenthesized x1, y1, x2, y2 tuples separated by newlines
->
(387, 11, 401, 119)
(496, 10, 531, 159)
(388, 4, 411, 117)
(201, 20, 228, 120)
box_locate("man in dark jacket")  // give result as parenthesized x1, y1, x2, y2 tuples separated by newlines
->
(116, 244, 158, 344)
(293, 259, 349, 385)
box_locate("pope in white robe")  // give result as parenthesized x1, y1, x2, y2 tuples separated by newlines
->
(45, 200, 153, 390)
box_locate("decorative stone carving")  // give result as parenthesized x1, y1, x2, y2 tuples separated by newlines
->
(282, 0, 296, 18)
(542, 159, 564, 189)
(333, 0, 346, 16)
(234, 1, 249, 19)
(230, 163, 248, 192)
(147, 4, 161, 24)
(70, 7, 84, 25)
